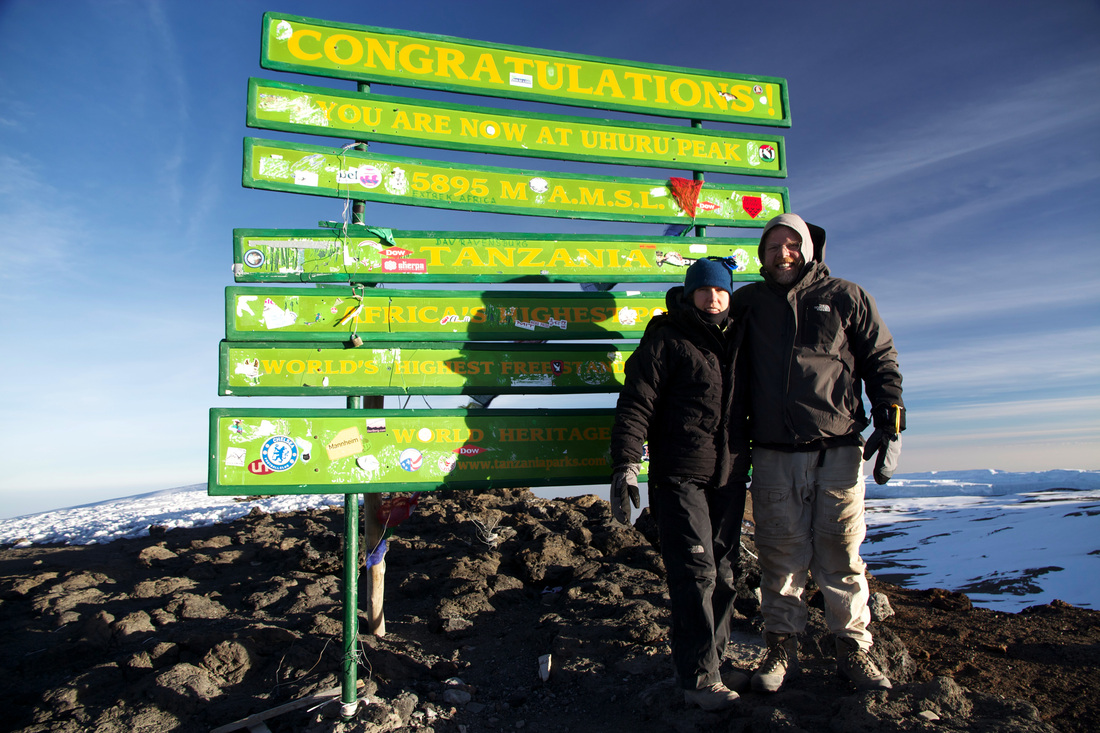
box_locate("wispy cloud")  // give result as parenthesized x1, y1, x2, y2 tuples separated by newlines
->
(902, 325, 1100, 399)
(797, 60, 1100, 211)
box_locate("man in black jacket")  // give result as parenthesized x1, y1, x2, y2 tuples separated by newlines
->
(610, 258, 750, 711)
(731, 213, 904, 693)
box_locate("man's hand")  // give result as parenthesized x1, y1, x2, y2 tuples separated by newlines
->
(610, 463, 641, 524)
(863, 404, 905, 485)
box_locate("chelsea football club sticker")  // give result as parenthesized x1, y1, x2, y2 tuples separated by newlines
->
(260, 435, 299, 472)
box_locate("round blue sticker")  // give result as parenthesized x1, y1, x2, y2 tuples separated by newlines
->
(260, 435, 299, 472)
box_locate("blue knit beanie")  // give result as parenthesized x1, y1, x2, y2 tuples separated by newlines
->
(683, 258, 732, 296)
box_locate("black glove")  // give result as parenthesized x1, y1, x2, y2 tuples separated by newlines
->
(610, 463, 641, 524)
(863, 404, 905, 485)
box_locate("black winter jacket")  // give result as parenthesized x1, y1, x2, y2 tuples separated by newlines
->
(730, 260, 903, 450)
(611, 287, 750, 485)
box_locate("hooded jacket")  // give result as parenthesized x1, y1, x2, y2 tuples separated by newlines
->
(731, 217, 903, 450)
(611, 286, 750, 484)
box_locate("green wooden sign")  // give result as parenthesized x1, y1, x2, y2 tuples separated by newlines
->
(233, 228, 761, 283)
(244, 138, 789, 226)
(210, 408, 640, 495)
(220, 341, 634, 396)
(260, 13, 790, 126)
(226, 286, 669, 342)
(248, 79, 786, 177)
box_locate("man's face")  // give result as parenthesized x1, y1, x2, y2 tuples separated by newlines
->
(692, 286, 730, 314)
(761, 225, 805, 285)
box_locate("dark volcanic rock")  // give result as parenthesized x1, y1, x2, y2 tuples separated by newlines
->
(0, 490, 1095, 733)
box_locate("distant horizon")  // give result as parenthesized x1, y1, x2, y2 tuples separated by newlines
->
(5, 466, 1099, 521)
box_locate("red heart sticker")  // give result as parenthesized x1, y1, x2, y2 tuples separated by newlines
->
(741, 196, 762, 218)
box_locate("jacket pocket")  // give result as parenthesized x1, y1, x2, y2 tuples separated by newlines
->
(800, 298, 841, 348)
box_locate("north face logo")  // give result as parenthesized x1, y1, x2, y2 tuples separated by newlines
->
(814, 304, 832, 313)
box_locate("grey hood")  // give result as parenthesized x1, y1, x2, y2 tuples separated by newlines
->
(758, 213, 827, 266)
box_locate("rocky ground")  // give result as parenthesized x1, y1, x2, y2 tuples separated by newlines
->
(1, 488, 1097, 733)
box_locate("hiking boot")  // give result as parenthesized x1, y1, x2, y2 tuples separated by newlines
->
(751, 633, 799, 693)
(836, 637, 892, 690)
(684, 681, 740, 711)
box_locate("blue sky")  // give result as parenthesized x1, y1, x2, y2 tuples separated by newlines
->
(1, 0, 1098, 518)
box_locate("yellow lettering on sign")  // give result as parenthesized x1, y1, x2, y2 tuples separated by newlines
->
(419, 246, 449, 267)
(455, 247, 485, 267)
(547, 249, 575, 267)
(288, 29, 322, 61)
(622, 249, 652, 268)
(337, 105, 361, 124)
(670, 79, 701, 107)
(364, 38, 398, 70)
(398, 43, 433, 74)
(575, 249, 605, 268)
(726, 85, 754, 112)
(535, 126, 556, 145)
(593, 69, 625, 98)
(469, 53, 504, 83)
(324, 34, 363, 65)
(548, 186, 570, 204)
(535, 60, 565, 90)
(622, 71, 650, 101)
(703, 82, 731, 110)
(564, 64, 592, 94)
(578, 187, 605, 207)
(500, 180, 527, 200)
(436, 47, 467, 79)
(486, 247, 515, 267)
(517, 248, 545, 267)
(503, 56, 534, 75)
(498, 121, 525, 140)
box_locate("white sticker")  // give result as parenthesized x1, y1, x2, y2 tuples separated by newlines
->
(294, 170, 318, 187)
(225, 448, 247, 467)
(234, 359, 260, 379)
(295, 438, 313, 462)
(689, 244, 708, 254)
(358, 165, 383, 189)
(417, 427, 433, 442)
(618, 307, 638, 326)
(236, 295, 257, 317)
(509, 73, 534, 88)
(275, 21, 293, 41)
(262, 298, 298, 329)
(529, 177, 549, 194)
(336, 167, 360, 185)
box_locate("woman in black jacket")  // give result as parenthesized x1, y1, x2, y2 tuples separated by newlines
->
(610, 257, 750, 711)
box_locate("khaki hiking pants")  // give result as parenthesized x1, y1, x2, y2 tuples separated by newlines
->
(750, 446, 873, 649)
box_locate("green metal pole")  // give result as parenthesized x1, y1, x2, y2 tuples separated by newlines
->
(341, 395, 363, 717)
(691, 119, 706, 239)
(340, 81, 375, 719)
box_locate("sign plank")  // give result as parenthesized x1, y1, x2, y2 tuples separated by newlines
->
(244, 138, 789, 227)
(233, 228, 761, 283)
(248, 79, 786, 177)
(220, 341, 634, 396)
(226, 286, 668, 342)
(210, 408, 639, 495)
(260, 13, 790, 126)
